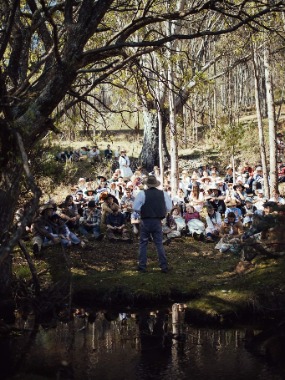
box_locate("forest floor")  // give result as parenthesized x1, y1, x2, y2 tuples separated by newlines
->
(15, 225, 285, 327)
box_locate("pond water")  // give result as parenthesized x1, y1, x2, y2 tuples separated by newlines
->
(2, 304, 285, 380)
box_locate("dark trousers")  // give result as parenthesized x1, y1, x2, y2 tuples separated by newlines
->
(138, 218, 168, 271)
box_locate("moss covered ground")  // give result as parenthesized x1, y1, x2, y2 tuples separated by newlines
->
(14, 235, 285, 326)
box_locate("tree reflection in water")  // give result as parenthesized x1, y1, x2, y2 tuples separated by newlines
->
(2, 303, 285, 380)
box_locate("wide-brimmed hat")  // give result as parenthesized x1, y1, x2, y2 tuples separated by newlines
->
(201, 176, 211, 182)
(40, 203, 54, 214)
(84, 189, 96, 195)
(98, 175, 107, 181)
(263, 201, 278, 210)
(143, 175, 160, 188)
(233, 183, 245, 190)
(245, 197, 253, 203)
(121, 149, 126, 153)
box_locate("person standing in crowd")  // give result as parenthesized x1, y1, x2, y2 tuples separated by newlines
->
(104, 144, 113, 160)
(133, 175, 172, 273)
(119, 149, 133, 180)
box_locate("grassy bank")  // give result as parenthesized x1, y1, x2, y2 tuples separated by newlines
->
(15, 236, 285, 326)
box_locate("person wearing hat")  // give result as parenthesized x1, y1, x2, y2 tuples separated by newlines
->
(74, 190, 87, 216)
(206, 183, 226, 216)
(84, 188, 97, 203)
(133, 175, 172, 273)
(205, 205, 222, 242)
(58, 195, 81, 229)
(232, 183, 246, 216)
(118, 149, 133, 180)
(242, 197, 256, 227)
(106, 203, 131, 242)
(251, 166, 264, 195)
(79, 200, 103, 240)
(253, 189, 267, 215)
(224, 197, 243, 221)
(31, 203, 61, 256)
(220, 211, 243, 237)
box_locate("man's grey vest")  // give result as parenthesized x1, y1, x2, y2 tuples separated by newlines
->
(141, 188, 166, 219)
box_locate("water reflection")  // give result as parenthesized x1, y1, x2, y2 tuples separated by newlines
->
(2, 304, 285, 380)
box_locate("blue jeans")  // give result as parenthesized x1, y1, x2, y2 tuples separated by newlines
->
(79, 224, 100, 238)
(138, 219, 168, 271)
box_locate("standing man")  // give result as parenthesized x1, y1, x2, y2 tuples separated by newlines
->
(133, 175, 172, 273)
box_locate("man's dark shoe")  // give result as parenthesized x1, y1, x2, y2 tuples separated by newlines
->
(137, 267, 147, 273)
(161, 268, 169, 273)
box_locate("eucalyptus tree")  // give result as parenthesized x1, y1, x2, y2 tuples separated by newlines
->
(1, 0, 285, 298)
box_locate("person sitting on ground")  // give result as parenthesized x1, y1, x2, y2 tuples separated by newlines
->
(205, 204, 222, 242)
(179, 170, 191, 196)
(220, 211, 243, 237)
(79, 200, 103, 240)
(253, 189, 267, 215)
(200, 175, 212, 194)
(232, 183, 247, 216)
(109, 172, 119, 183)
(188, 181, 205, 212)
(73, 190, 87, 217)
(100, 193, 119, 226)
(165, 206, 187, 239)
(77, 177, 87, 193)
(58, 195, 80, 230)
(184, 204, 205, 239)
(50, 214, 85, 247)
(206, 183, 226, 216)
(120, 188, 135, 223)
(108, 181, 120, 200)
(172, 188, 188, 215)
(242, 197, 256, 228)
(104, 144, 113, 160)
(31, 204, 61, 256)
(87, 145, 101, 163)
(84, 188, 97, 203)
(224, 198, 243, 223)
(269, 189, 285, 205)
(251, 166, 264, 194)
(210, 165, 219, 178)
(106, 203, 131, 242)
(224, 165, 234, 184)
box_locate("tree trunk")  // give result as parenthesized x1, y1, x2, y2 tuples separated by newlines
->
(252, 40, 269, 197)
(264, 39, 278, 195)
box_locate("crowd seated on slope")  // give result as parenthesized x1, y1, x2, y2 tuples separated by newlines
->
(22, 141, 285, 257)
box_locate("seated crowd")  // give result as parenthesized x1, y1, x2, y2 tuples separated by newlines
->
(27, 153, 285, 255)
